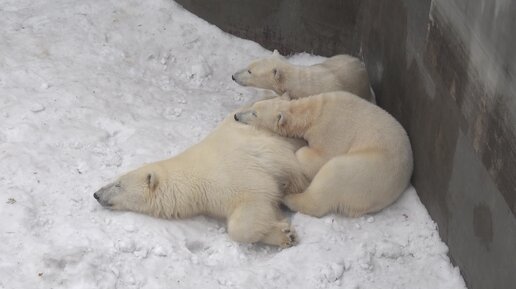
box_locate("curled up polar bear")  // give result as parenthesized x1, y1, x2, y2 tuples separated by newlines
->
(232, 50, 375, 102)
(93, 113, 309, 247)
(234, 91, 413, 217)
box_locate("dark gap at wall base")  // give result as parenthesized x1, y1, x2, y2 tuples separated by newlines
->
(174, 1, 516, 289)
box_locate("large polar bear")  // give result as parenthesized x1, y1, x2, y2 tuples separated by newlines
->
(93, 114, 309, 248)
(234, 91, 413, 217)
(232, 50, 375, 102)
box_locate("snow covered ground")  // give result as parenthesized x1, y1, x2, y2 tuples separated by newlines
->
(0, 0, 467, 288)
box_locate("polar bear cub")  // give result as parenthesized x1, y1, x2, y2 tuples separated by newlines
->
(93, 113, 309, 247)
(232, 50, 375, 102)
(234, 91, 413, 217)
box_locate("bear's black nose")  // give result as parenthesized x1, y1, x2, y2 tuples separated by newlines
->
(234, 113, 239, 121)
(231, 75, 235, 81)
(93, 192, 99, 200)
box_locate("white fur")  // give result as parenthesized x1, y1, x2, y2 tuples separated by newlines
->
(234, 91, 413, 217)
(94, 113, 309, 247)
(232, 50, 375, 102)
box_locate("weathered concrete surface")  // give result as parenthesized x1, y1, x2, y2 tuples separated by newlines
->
(175, 1, 516, 288)
(174, 0, 363, 55)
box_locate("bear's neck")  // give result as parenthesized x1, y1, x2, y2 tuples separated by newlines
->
(276, 64, 312, 98)
(151, 171, 209, 219)
(278, 98, 321, 138)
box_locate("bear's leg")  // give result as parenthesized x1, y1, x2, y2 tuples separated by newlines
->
(283, 189, 330, 218)
(286, 153, 391, 218)
(227, 202, 296, 247)
(295, 146, 329, 179)
(283, 154, 346, 218)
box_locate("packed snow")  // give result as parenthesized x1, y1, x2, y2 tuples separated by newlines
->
(0, 0, 467, 288)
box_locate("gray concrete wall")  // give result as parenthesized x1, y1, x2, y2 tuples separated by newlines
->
(174, 1, 516, 288)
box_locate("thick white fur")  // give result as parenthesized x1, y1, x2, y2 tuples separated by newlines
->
(232, 50, 375, 102)
(234, 91, 413, 217)
(94, 113, 309, 247)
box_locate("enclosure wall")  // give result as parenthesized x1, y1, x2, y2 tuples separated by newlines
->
(174, 1, 516, 288)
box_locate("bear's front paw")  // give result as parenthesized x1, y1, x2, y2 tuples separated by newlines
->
(279, 225, 297, 248)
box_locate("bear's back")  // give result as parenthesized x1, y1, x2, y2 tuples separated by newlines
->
(178, 114, 305, 193)
(309, 92, 409, 157)
(311, 55, 373, 101)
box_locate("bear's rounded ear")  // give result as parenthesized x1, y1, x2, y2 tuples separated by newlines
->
(279, 92, 291, 100)
(277, 112, 287, 127)
(147, 172, 159, 192)
(273, 68, 281, 82)
(272, 49, 286, 60)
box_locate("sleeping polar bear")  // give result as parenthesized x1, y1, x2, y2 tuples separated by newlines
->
(232, 50, 375, 102)
(93, 113, 309, 248)
(234, 91, 413, 217)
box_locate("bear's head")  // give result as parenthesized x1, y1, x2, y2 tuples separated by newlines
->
(234, 97, 291, 135)
(232, 50, 287, 93)
(93, 165, 161, 216)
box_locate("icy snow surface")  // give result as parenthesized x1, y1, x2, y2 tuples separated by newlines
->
(0, 0, 467, 288)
